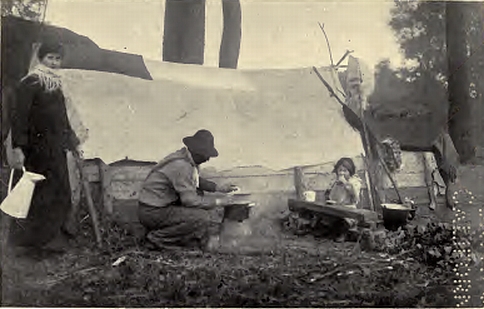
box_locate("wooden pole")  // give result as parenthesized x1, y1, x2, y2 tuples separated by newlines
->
(98, 161, 113, 215)
(359, 103, 378, 210)
(293, 167, 305, 201)
(361, 154, 375, 212)
(73, 152, 103, 249)
(318, 23, 334, 66)
(63, 152, 82, 236)
(335, 50, 354, 68)
(422, 152, 438, 210)
(375, 150, 403, 204)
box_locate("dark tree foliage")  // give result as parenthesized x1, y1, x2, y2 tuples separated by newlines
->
(389, 1, 448, 81)
(367, 59, 447, 151)
(1, 0, 45, 21)
(381, 1, 484, 162)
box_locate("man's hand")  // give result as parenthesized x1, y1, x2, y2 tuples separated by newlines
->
(11, 147, 25, 170)
(217, 184, 239, 193)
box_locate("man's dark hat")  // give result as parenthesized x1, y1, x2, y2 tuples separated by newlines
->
(38, 41, 65, 60)
(183, 129, 219, 158)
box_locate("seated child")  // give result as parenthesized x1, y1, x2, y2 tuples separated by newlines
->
(325, 158, 363, 242)
(328, 157, 362, 208)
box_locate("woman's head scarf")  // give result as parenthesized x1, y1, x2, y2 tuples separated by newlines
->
(22, 42, 63, 92)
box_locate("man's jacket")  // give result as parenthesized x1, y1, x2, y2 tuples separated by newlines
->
(139, 147, 217, 207)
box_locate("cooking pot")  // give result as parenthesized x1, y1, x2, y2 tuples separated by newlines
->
(381, 203, 416, 231)
(223, 202, 254, 222)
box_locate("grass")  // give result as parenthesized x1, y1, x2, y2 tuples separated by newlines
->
(2, 215, 462, 307)
(2, 165, 483, 307)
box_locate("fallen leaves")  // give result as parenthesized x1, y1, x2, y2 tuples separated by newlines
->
(29, 240, 446, 307)
(3, 215, 470, 307)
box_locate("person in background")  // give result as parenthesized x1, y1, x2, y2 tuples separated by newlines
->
(328, 157, 362, 207)
(8, 41, 80, 256)
(137, 129, 238, 252)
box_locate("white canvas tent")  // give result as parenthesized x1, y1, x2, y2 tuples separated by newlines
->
(60, 60, 365, 172)
(1, 57, 446, 212)
(56, 60, 448, 224)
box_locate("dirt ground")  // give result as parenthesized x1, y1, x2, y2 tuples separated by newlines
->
(1, 165, 483, 307)
(0, 231, 456, 307)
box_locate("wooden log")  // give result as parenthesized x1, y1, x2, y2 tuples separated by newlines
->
(293, 167, 305, 201)
(288, 199, 379, 224)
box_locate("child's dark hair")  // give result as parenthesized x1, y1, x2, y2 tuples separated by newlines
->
(333, 157, 356, 176)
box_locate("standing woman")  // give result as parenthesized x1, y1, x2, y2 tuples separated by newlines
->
(8, 41, 80, 253)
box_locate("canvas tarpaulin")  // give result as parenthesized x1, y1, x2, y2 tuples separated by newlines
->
(59, 61, 365, 172)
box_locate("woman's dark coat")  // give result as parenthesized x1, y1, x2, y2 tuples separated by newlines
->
(9, 75, 79, 247)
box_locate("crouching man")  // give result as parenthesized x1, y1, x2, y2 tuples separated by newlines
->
(137, 130, 237, 251)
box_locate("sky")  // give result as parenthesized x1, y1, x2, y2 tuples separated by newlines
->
(44, 0, 404, 71)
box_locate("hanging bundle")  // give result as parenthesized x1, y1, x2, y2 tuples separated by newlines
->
(381, 137, 402, 173)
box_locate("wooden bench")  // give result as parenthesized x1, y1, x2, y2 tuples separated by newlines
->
(288, 199, 381, 228)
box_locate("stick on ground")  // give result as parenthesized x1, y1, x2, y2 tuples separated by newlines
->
(73, 151, 103, 248)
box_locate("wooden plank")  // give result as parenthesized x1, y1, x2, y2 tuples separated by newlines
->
(288, 199, 379, 223)
(83, 163, 100, 182)
(110, 165, 151, 181)
(110, 181, 143, 200)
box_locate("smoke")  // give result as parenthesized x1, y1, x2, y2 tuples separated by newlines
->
(218, 193, 290, 253)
